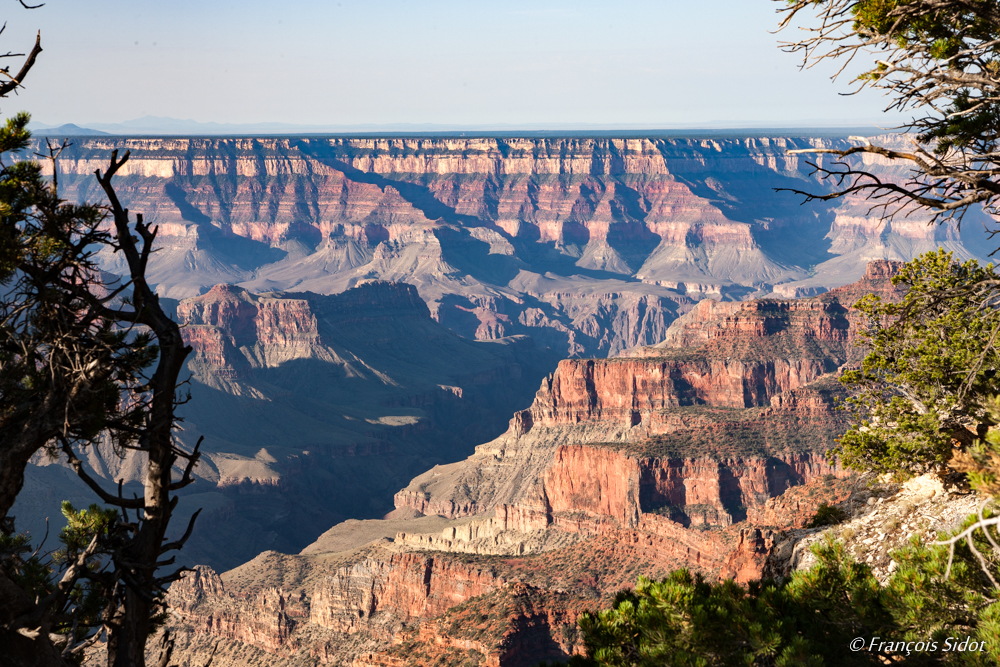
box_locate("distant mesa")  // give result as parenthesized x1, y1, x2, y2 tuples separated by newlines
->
(28, 115, 891, 137)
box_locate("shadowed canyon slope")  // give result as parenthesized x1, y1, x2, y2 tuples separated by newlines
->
(19, 281, 556, 572)
(45, 135, 991, 357)
(159, 263, 902, 666)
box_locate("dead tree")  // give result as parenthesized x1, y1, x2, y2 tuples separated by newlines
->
(84, 151, 204, 667)
(0, 34, 203, 667)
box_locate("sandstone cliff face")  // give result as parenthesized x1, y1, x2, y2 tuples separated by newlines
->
(169, 566, 305, 653)
(524, 354, 835, 428)
(177, 282, 429, 372)
(178, 284, 320, 373)
(392, 266, 895, 524)
(822, 258, 905, 305)
(645, 296, 850, 352)
(542, 445, 842, 528)
(526, 265, 908, 424)
(378, 583, 591, 667)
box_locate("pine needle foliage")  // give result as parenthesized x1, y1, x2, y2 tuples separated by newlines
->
(836, 249, 1000, 477)
(562, 533, 998, 666)
(0, 503, 123, 665)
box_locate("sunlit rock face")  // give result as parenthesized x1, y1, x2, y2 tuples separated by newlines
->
(157, 266, 899, 667)
(47, 135, 991, 357)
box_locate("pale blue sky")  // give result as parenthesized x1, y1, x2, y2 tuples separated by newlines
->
(4, 1, 901, 128)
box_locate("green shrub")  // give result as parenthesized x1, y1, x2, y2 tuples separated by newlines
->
(836, 250, 1000, 477)
(562, 519, 999, 666)
(808, 502, 848, 528)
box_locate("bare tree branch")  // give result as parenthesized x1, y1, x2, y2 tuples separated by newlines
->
(0, 30, 40, 96)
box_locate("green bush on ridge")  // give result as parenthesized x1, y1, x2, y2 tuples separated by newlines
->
(559, 523, 998, 666)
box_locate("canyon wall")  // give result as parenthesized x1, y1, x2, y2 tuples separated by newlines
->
(543, 445, 841, 528)
(18, 280, 556, 575)
(166, 280, 555, 571)
(43, 136, 988, 357)
(391, 263, 901, 523)
(157, 262, 899, 666)
(169, 566, 305, 653)
(310, 553, 505, 634)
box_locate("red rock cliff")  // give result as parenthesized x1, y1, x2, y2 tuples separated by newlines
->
(310, 552, 505, 634)
(540, 445, 842, 528)
(168, 565, 305, 653)
(394, 266, 891, 523)
(515, 262, 904, 428)
(177, 281, 432, 371)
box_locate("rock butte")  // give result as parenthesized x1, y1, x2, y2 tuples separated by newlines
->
(162, 261, 904, 666)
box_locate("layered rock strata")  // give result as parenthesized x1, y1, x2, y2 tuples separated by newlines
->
(45, 136, 989, 356)
(156, 262, 904, 666)
(38, 280, 556, 575)
(393, 262, 903, 528)
(169, 566, 305, 654)
(310, 552, 505, 635)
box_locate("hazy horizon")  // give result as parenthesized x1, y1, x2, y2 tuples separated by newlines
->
(30, 115, 897, 137)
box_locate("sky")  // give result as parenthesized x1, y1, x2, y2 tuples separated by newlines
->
(2, 0, 906, 129)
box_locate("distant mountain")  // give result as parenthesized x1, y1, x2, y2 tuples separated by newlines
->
(30, 123, 108, 136)
(83, 115, 329, 135)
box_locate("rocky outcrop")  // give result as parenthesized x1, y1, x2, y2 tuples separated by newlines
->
(746, 473, 855, 529)
(541, 445, 833, 527)
(517, 267, 907, 427)
(822, 259, 905, 306)
(393, 508, 562, 557)
(642, 297, 850, 352)
(718, 528, 778, 583)
(310, 553, 505, 634)
(168, 566, 305, 653)
(178, 281, 429, 370)
(524, 354, 836, 426)
(392, 266, 894, 522)
(766, 475, 982, 584)
(164, 549, 515, 665)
